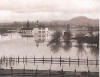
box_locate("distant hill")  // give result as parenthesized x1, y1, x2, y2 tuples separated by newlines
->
(48, 16, 99, 27)
(69, 16, 99, 26)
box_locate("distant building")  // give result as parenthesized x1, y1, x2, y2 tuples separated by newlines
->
(20, 21, 33, 37)
(62, 24, 71, 35)
(33, 21, 49, 42)
(62, 24, 72, 40)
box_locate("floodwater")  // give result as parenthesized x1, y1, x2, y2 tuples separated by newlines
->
(0, 32, 99, 72)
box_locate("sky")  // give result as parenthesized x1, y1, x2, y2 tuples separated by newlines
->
(0, 0, 99, 22)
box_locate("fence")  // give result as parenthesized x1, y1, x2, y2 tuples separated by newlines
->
(0, 56, 99, 67)
(0, 56, 99, 77)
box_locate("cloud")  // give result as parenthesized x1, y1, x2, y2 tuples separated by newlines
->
(0, 0, 99, 12)
(0, 0, 99, 21)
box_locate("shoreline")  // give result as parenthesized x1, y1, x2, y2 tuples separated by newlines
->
(0, 69, 99, 77)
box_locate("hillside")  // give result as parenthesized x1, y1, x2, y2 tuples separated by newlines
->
(69, 16, 99, 26)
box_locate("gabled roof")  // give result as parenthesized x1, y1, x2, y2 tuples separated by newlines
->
(21, 21, 33, 30)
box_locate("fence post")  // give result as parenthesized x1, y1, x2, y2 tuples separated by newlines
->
(60, 56, 62, 66)
(3, 56, 5, 63)
(51, 56, 52, 65)
(23, 57, 24, 63)
(87, 58, 88, 67)
(12, 57, 15, 66)
(43, 56, 44, 64)
(78, 57, 79, 66)
(96, 58, 98, 67)
(15, 57, 17, 64)
(0, 57, 2, 64)
(69, 57, 70, 67)
(25, 56, 27, 65)
(9, 57, 12, 67)
(11, 57, 12, 63)
(34, 56, 35, 65)
(18, 56, 19, 63)
(5, 56, 7, 63)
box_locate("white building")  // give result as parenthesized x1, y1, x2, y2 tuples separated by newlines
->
(32, 21, 49, 42)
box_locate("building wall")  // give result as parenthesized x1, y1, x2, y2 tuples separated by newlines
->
(33, 27, 49, 41)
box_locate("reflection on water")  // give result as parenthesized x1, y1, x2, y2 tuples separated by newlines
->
(62, 31, 72, 51)
(47, 31, 61, 53)
(0, 32, 99, 57)
(89, 45, 99, 56)
(48, 41, 61, 53)
(77, 43, 86, 55)
(62, 41, 72, 52)
(48, 31, 73, 53)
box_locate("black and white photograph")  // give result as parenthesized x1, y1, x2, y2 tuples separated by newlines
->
(0, 0, 99, 77)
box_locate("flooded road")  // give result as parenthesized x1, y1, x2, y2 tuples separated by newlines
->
(0, 32, 99, 72)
